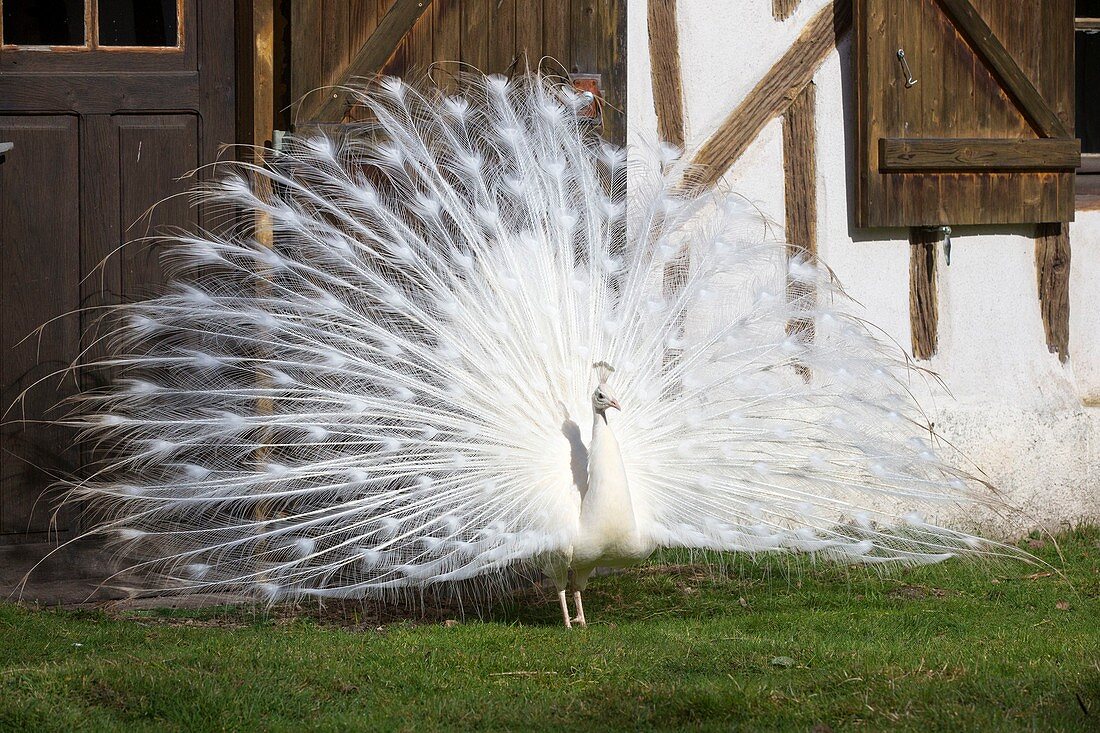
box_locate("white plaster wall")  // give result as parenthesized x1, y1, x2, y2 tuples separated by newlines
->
(629, 0, 1100, 535)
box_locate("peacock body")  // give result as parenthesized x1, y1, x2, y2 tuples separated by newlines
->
(51, 74, 1028, 625)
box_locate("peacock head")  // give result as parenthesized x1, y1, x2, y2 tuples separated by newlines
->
(592, 361, 621, 413)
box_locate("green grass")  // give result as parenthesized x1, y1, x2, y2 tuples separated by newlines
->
(2, 528, 1098, 732)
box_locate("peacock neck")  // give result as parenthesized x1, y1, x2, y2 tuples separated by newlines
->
(583, 410, 635, 520)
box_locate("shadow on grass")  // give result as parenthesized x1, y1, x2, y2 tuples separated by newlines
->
(73, 525, 1096, 632)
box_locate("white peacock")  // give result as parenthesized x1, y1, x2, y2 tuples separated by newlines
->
(49, 74, 1030, 626)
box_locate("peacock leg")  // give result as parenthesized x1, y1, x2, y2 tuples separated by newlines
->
(557, 589, 572, 629)
(570, 568, 592, 627)
(572, 591, 587, 628)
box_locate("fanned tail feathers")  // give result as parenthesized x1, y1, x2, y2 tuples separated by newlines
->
(45, 74, 1032, 603)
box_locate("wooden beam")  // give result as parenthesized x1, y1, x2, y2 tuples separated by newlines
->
(1035, 223, 1070, 362)
(880, 138, 1081, 171)
(305, 0, 434, 122)
(783, 82, 817, 378)
(689, 0, 850, 189)
(909, 228, 939, 360)
(772, 0, 801, 21)
(936, 0, 1070, 139)
(647, 0, 685, 148)
(252, 0, 276, 159)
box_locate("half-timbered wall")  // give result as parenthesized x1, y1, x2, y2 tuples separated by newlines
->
(633, 0, 1100, 531)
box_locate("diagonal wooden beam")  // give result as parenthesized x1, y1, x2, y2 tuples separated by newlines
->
(936, 0, 1069, 139)
(647, 0, 685, 148)
(689, 0, 850, 189)
(304, 0, 434, 122)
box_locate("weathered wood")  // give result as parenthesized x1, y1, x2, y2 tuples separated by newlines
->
(515, 0, 543, 70)
(1034, 222, 1070, 362)
(598, 0, 627, 146)
(489, 0, 517, 73)
(783, 82, 817, 376)
(937, 0, 1068, 139)
(432, 0, 461, 89)
(571, 0, 598, 74)
(647, 0, 685, 148)
(772, 0, 801, 21)
(880, 138, 1081, 171)
(856, 0, 1076, 227)
(908, 228, 939, 360)
(542, 0, 571, 73)
(461, 0, 490, 71)
(290, 1, 625, 146)
(291, 0, 323, 120)
(691, 0, 850, 188)
(250, 0, 276, 155)
(307, 0, 435, 122)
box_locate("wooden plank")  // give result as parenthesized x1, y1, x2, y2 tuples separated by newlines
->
(690, 0, 851, 189)
(307, 0, 435, 121)
(404, 3, 434, 77)
(322, 0, 352, 86)
(251, 0, 276, 155)
(1035, 222, 1070, 362)
(433, 0, 461, 89)
(489, 0, 517, 74)
(880, 137, 1081, 171)
(543, 0, 571, 76)
(936, 0, 1069, 139)
(571, 0, 598, 74)
(461, 0, 489, 71)
(783, 82, 817, 375)
(908, 228, 939, 360)
(647, 0, 685, 148)
(598, 0, 627, 146)
(291, 0, 324, 122)
(773, 0, 801, 21)
(515, 0, 543, 72)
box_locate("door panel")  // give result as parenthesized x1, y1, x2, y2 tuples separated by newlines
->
(117, 114, 200, 295)
(0, 115, 80, 538)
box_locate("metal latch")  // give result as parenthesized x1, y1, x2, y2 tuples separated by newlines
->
(896, 49, 918, 88)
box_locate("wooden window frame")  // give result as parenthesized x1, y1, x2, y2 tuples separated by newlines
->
(0, 0, 184, 52)
(1077, 15, 1100, 209)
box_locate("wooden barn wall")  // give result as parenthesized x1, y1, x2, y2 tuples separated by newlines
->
(290, 0, 626, 143)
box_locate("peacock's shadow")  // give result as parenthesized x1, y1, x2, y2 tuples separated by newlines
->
(560, 416, 589, 501)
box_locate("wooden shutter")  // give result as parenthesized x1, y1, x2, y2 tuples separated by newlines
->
(855, 0, 1078, 227)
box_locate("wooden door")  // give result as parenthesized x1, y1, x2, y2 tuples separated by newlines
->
(0, 0, 236, 559)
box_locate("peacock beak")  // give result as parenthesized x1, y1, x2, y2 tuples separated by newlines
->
(608, 398, 621, 411)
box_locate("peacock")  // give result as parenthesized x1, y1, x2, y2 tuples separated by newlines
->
(42, 74, 1030, 627)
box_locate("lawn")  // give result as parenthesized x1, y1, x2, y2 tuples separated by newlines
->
(1, 527, 1097, 732)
